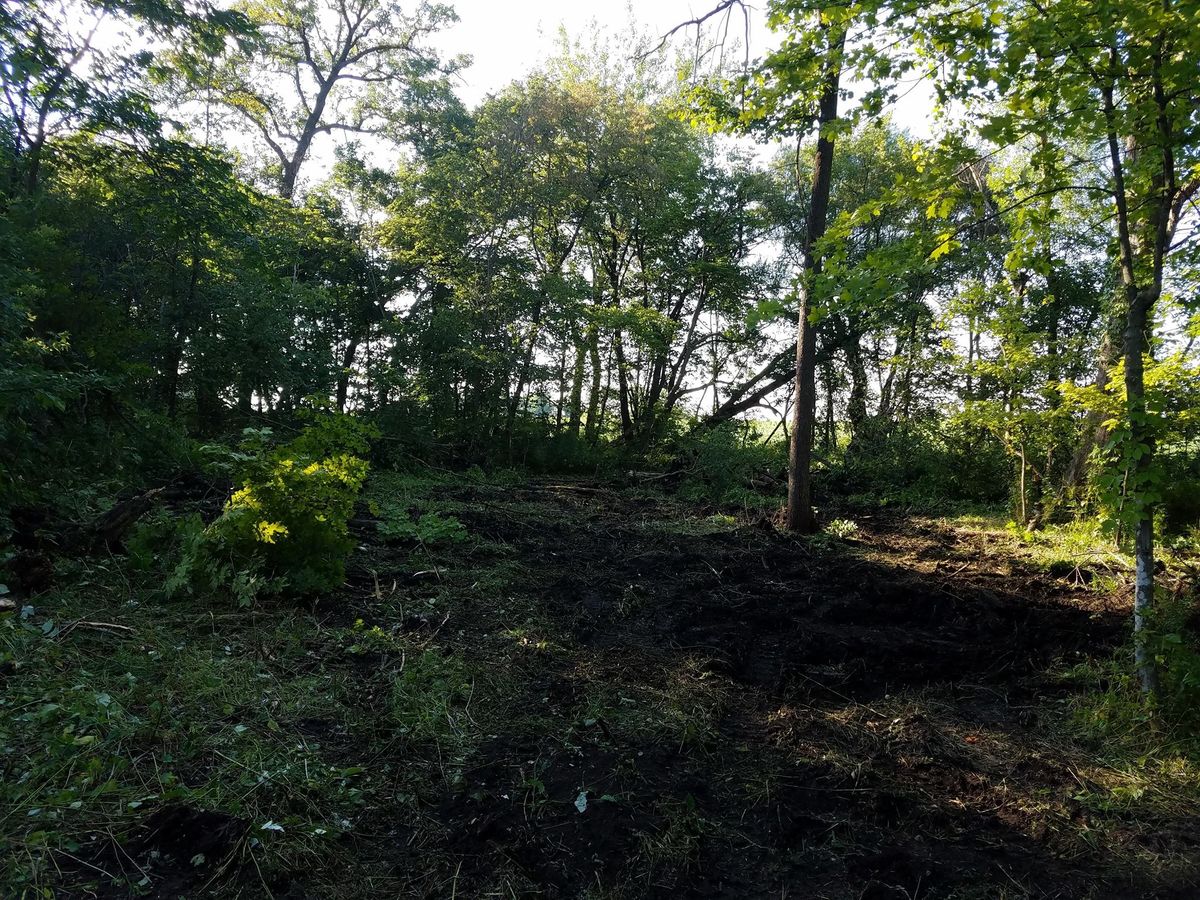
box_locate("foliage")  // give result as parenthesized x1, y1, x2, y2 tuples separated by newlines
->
(1067, 598, 1200, 760)
(827, 416, 1010, 511)
(1, 0, 1198, 712)
(377, 507, 467, 545)
(169, 414, 375, 604)
(390, 650, 474, 743)
(825, 519, 860, 540)
(675, 422, 786, 510)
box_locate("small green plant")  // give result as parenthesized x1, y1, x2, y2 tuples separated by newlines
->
(826, 519, 860, 540)
(346, 619, 405, 654)
(377, 509, 467, 545)
(390, 650, 474, 743)
(125, 509, 196, 573)
(169, 413, 376, 604)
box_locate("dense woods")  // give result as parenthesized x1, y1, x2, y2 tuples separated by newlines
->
(2, 0, 1200, 896)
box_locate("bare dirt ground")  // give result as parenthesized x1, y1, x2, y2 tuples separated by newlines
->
(76, 478, 1200, 898)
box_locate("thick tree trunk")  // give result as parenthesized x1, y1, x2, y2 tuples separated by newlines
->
(786, 25, 844, 533)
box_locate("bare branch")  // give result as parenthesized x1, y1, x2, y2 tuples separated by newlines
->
(638, 1, 751, 61)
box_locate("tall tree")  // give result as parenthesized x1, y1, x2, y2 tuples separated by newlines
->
(207, 0, 460, 199)
(687, 0, 928, 530)
(935, 0, 1200, 692)
(0, 0, 244, 194)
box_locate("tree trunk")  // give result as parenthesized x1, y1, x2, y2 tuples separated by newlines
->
(846, 337, 869, 436)
(786, 24, 845, 533)
(568, 338, 587, 438)
(237, 378, 253, 417)
(585, 325, 603, 443)
(336, 337, 361, 412)
(1062, 327, 1119, 498)
(614, 332, 634, 442)
(162, 337, 183, 419)
(1124, 292, 1158, 695)
(1104, 66, 1161, 695)
(555, 341, 567, 432)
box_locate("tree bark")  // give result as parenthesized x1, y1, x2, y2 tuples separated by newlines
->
(567, 338, 587, 438)
(1103, 61, 1162, 695)
(1124, 292, 1158, 695)
(336, 337, 361, 412)
(786, 23, 845, 533)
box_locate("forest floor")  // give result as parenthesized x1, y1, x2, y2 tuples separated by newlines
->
(6, 473, 1200, 898)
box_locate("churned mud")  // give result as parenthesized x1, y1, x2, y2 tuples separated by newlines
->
(74, 480, 1200, 898)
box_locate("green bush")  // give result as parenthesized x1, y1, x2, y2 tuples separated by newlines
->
(169, 413, 376, 604)
(675, 422, 786, 509)
(825, 416, 1010, 511)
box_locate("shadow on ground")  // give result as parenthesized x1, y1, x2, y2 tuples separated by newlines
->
(85, 479, 1200, 899)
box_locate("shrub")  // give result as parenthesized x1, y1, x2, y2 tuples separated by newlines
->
(377, 509, 467, 545)
(169, 413, 376, 604)
(825, 415, 1010, 511)
(675, 422, 787, 509)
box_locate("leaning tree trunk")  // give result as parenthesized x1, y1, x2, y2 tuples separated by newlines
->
(786, 24, 845, 533)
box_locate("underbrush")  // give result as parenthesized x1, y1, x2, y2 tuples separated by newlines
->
(0, 563, 385, 896)
(1004, 518, 1133, 593)
(825, 417, 1010, 513)
(950, 512, 1200, 805)
(1059, 613, 1200, 817)
(651, 416, 1011, 518)
(6, 467, 1200, 896)
(670, 422, 786, 512)
(168, 413, 376, 605)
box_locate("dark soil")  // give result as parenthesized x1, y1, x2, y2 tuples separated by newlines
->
(66, 479, 1200, 898)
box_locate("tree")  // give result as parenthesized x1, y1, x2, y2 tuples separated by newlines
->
(687, 0, 924, 531)
(204, 0, 460, 199)
(935, 0, 1200, 692)
(0, 0, 245, 194)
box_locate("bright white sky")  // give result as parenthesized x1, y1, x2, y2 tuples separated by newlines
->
(433, 0, 770, 105)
